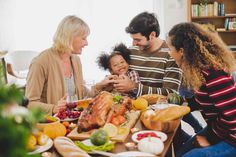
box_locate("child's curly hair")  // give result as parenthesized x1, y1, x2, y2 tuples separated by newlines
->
(97, 43, 131, 71)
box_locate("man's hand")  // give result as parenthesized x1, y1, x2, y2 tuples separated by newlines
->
(113, 74, 137, 93)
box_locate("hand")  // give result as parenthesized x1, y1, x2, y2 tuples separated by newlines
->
(113, 74, 136, 93)
(53, 95, 67, 114)
(194, 135, 210, 147)
(99, 75, 118, 86)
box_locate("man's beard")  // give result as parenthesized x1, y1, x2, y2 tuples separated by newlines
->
(138, 40, 151, 51)
(139, 44, 151, 51)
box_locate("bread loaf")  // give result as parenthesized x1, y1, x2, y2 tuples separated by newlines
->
(153, 106, 190, 122)
(54, 137, 91, 157)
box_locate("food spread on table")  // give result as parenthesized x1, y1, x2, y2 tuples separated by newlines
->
(28, 92, 190, 156)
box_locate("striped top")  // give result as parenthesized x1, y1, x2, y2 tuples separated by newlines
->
(192, 69, 236, 147)
(129, 43, 182, 96)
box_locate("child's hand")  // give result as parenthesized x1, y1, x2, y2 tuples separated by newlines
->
(106, 74, 119, 80)
(113, 75, 136, 93)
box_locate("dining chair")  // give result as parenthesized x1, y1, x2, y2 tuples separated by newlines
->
(0, 57, 7, 85)
(5, 50, 39, 79)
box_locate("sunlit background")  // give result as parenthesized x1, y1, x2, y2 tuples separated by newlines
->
(0, 0, 187, 83)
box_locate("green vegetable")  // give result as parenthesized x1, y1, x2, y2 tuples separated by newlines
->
(167, 93, 184, 105)
(90, 129, 109, 146)
(75, 141, 115, 152)
(113, 95, 122, 103)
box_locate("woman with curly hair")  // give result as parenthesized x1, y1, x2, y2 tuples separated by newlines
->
(97, 43, 140, 98)
(167, 22, 236, 157)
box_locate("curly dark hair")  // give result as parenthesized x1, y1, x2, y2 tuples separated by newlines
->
(125, 12, 160, 39)
(97, 43, 131, 71)
(168, 22, 236, 90)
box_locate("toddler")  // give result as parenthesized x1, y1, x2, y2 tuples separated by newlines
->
(97, 43, 140, 98)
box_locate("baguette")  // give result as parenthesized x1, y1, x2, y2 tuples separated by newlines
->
(153, 106, 190, 122)
(54, 137, 91, 157)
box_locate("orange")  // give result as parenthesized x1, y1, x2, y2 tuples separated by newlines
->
(132, 97, 148, 110)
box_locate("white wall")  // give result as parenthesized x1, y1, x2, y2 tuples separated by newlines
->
(0, 0, 187, 83)
(161, 0, 188, 38)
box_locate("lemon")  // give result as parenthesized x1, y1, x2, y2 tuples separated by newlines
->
(27, 135, 37, 151)
(132, 97, 148, 110)
(37, 133, 49, 146)
(117, 127, 128, 135)
(103, 123, 118, 137)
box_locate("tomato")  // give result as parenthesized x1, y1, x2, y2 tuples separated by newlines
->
(136, 132, 160, 141)
(111, 117, 120, 126)
(117, 115, 126, 124)
(62, 121, 70, 128)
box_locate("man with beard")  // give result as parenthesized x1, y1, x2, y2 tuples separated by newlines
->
(113, 12, 182, 96)
(112, 12, 203, 153)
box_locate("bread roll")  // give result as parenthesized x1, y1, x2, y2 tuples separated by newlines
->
(140, 94, 167, 105)
(54, 137, 91, 157)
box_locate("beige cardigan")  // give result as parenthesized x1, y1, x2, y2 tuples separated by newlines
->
(25, 48, 98, 115)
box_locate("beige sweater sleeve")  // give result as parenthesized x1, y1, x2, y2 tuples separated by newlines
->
(25, 61, 54, 115)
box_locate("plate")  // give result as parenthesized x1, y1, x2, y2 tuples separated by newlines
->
(116, 151, 156, 157)
(131, 130, 167, 143)
(81, 139, 112, 146)
(81, 139, 112, 154)
(54, 113, 79, 122)
(149, 103, 178, 110)
(28, 138, 53, 155)
(81, 139, 94, 146)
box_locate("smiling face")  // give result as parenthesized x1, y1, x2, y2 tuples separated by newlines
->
(110, 55, 129, 75)
(130, 33, 151, 51)
(71, 33, 88, 55)
(167, 37, 183, 67)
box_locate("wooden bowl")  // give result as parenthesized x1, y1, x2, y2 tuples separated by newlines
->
(148, 119, 179, 133)
(141, 112, 180, 133)
(36, 118, 60, 131)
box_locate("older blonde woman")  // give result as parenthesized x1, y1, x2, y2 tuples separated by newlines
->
(26, 15, 112, 115)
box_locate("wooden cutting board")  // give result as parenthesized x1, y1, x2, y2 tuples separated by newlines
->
(67, 110, 140, 142)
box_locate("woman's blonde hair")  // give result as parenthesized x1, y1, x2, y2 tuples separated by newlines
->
(168, 22, 236, 90)
(53, 15, 90, 53)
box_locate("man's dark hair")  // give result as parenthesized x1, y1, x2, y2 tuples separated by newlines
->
(125, 12, 160, 40)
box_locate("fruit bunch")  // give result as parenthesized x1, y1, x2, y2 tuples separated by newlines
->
(56, 109, 80, 120)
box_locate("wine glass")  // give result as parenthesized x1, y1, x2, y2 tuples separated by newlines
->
(66, 95, 78, 109)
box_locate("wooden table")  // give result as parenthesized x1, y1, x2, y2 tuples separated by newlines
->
(51, 118, 181, 157)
